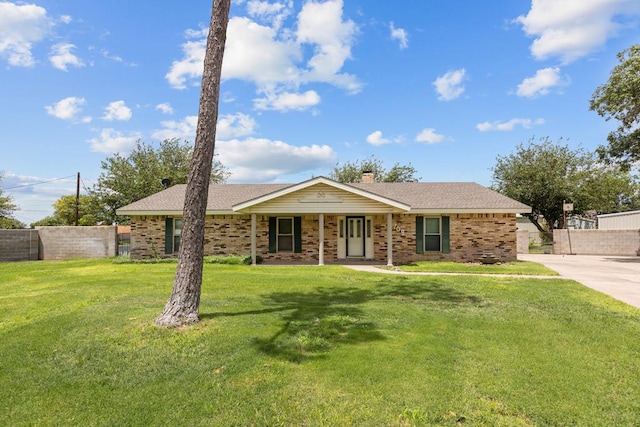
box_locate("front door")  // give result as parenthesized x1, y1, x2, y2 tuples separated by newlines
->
(347, 216, 365, 257)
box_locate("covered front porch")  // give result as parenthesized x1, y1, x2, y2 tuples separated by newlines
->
(247, 212, 399, 266)
(231, 177, 412, 267)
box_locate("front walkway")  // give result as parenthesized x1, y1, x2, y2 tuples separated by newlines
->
(342, 264, 562, 280)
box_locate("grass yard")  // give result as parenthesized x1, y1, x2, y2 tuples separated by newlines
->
(1, 259, 639, 426)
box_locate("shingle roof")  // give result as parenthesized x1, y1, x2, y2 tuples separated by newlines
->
(116, 178, 530, 214)
(350, 182, 529, 210)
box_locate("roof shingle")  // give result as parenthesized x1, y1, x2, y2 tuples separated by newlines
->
(117, 179, 530, 214)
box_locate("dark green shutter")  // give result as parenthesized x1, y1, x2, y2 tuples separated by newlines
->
(415, 216, 424, 254)
(268, 217, 276, 253)
(442, 216, 450, 254)
(294, 216, 302, 253)
(165, 218, 173, 254)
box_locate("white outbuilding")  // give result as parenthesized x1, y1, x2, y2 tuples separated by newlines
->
(597, 210, 640, 230)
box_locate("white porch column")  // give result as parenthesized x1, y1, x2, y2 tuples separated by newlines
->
(387, 213, 393, 266)
(318, 213, 325, 266)
(251, 214, 257, 266)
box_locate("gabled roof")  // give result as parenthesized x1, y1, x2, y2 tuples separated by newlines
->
(116, 176, 530, 215)
(232, 176, 411, 211)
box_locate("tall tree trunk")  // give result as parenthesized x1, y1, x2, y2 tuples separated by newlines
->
(155, 0, 230, 327)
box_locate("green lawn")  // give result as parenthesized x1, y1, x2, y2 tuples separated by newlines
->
(1, 259, 639, 426)
(394, 261, 559, 276)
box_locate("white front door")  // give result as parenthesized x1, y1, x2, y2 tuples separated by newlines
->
(347, 217, 364, 257)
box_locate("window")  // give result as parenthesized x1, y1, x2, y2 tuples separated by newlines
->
(269, 216, 302, 253)
(165, 217, 184, 255)
(415, 216, 450, 254)
(277, 217, 293, 252)
(424, 217, 441, 252)
(173, 219, 183, 253)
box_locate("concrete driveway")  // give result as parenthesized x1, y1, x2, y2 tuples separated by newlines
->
(518, 254, 640, 308)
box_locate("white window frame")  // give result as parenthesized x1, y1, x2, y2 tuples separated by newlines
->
(424, 217, 442, 252)
(277, 217, 294, 252)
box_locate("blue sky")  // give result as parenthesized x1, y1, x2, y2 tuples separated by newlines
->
(1, 0, 639, 225)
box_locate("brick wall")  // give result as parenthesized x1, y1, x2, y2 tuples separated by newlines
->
(554, 229, 640, 256)
(36, 226, 117, 260)
(131, 213, 518, 263)
(0, 229, 39, 262)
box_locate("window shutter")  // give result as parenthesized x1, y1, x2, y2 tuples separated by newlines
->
(442, 216, 450, 254)
(415, 216, 424, 254)
(268, 217, 276, 253)
(164, 218, 173, 254)
(294, 216, 302, 253)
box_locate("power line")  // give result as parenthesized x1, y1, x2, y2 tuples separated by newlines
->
(0, 174, 76, 191)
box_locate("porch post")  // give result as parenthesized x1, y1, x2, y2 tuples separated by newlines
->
(318, 213, 325, 266)
(251, 214, 257, 266)
(387, 213, 393, 266)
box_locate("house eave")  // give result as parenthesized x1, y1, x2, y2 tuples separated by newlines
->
(411, 208, 532, 215)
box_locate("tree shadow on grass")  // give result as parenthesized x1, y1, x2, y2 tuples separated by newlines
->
(204, 276, 483, 362)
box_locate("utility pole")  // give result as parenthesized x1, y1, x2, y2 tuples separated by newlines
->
(75, 172, 80, 226)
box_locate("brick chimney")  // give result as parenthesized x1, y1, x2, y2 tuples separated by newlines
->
(361, 170, 374, 183)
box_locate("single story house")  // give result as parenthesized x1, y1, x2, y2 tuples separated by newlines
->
(116, 175, 531, 265)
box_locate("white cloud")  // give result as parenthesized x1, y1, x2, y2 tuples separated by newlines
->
(415, 128, 445, 144)
(102, 101, 132, 121)
(246, 0, 293, 30)
(155, 103, 174, 115)
(0, 2, 54, 67)
(45, 96, 87, 120)
(433, 69, 466, 101)
(296, 0, 360, 92)
(59, 15, 72, 24)
(49, 42, 84, 71)
(152, 116, 197, 141)
(390, 22, 408, 49)
(89, 128, 141, 153)
(254, 90, 321, 111)
(152, 112, 257, 141)
(217, 113, 257, 139)
(516, 67, 567, 98)
(166, 0, 361, 95)
(366, 130, 391, 146)
(476, 118, 545, 132)
(217, 137, 337, 182)
(515, 0, 640, 63)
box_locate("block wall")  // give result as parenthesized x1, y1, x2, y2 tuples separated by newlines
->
(554, 229, 640, 256)
(0, 229, 39, 262)
(36, 226, 117, 260)
(517, 230, 530, 254)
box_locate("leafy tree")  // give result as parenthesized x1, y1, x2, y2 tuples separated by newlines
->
(91, 138, 229, 224)
(31, 195, 99, 227)
(330, 155, 420, 183)
(590, 44, 640, 169)
(491, 137, 640, 231)
(0, 173, 23, 229)
(155, 0, 231, 327)
(0, 217, 25, 229)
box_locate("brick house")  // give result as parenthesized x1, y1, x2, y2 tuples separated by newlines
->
(116, 175, 530, 265)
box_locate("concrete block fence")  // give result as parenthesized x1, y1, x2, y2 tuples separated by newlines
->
(0, 229, 39, 261)
(553, 229, 640, 256)
(0, 226, 118, 262)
